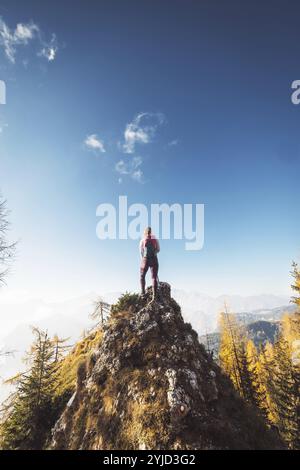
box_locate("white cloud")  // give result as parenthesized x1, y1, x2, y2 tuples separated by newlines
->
(115, 160, 129, 175)
(38, 34, 58, 62)
(122, 112, 165, 154)
(84, 134, 106, 153)
(132, 156, 143, 168)
(85, 112, 166, 183)
(131, 169, 144, 183)
(115, 156, 142, 174)
(168, 139, 179, 146)
(0, 18, 38, 63)
(115, 156, 144, 183)
(0, 17, 58, 64)
(14, 23, 38, 41)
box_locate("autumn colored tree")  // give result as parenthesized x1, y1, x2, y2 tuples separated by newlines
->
(291, 262, 300, 309)
(219, 305, 254, 402)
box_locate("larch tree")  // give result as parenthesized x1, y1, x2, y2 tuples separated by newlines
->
(0, 196, 16, 285)
(291, 262, 300, 310)
(218, 306, 252, 401)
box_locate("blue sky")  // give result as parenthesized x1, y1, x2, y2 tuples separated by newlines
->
(0, 0, 299, 301)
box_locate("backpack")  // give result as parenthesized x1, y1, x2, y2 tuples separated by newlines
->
(144, 236, 156, 259)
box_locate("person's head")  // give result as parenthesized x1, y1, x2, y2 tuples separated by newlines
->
(144, 226, 152, 238)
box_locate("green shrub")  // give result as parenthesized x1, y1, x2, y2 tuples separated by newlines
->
(111, 292, 140, 315)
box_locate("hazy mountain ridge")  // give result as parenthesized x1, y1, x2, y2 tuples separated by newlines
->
(172, 289, 290, 334)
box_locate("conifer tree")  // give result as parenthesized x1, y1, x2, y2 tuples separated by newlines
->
(218, 264, 300, 448)
(256, 343, 277, 423)
(90, 298, 111, 327)
(0, 328, 67, 450)
(219, 306, 253, 401)
(245, 339, 263, 408)
(53, 334, 72, 362)
(271, 335, 298, 447)
(291, 262, 300, 309)
(270, 312, 300, 448)
(219, 308, 242, 394)
(289, 262, 300, 448)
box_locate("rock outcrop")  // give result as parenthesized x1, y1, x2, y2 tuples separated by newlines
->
(50, 283, 282, 450)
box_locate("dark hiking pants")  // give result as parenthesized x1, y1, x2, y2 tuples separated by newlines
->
(140, 256, 159, 295)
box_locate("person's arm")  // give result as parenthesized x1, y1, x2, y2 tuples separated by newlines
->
(155, 238, 160, 254)
(140, 239, 144, 258)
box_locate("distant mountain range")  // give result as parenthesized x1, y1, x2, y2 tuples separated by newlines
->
(235, 304, 296, 324)
(172, 289, 291, 334)
(199, 319, 282, 360)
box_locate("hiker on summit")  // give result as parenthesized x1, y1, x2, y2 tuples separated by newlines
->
(140, 227, 160, 300)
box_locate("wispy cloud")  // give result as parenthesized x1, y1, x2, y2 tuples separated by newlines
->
(84, 134, 106, 153)
(0, 18, 38, 63)
(0, 121, 8, 134)
(115, 156, 144, 183)
(85, 112, 168, 183)
(131, 169, 144, 183)
(122, 112, 165, 154)
(0, 17, 58, 64)
(14, 22, 38, 42)
(168, 139, 179, 147)
(38, 34, 58, 62)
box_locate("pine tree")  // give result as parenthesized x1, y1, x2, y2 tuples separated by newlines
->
(219, 305, 253, 401)
(239, 341, 256, 404)
(245, 339, 263, 409)
(0, 328, 67, 450)
(271, 335, 297, 446)
(290, 365, 300, 449)
(90, 298, 111, 327)
(289, 262, 300, 448)
(219, 308, 242, 394)
(256, 343, 277, 424)
(291, 262, 300, 309)
(255, 323, 300, 448)
(53, 334, 72, 363)
(218, 264, 300, 448)
(269, 269, 300, 449)
(271, 313, 300, 448)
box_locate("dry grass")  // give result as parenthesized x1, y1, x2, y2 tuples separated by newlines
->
(56, 329, 103, 396)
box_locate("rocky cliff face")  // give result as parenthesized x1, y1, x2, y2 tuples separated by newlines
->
(50, 283, 282, 450)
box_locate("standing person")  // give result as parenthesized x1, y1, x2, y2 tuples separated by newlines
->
(140, 227, 160, 300)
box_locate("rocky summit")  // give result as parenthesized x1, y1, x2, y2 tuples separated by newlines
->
(50, 282, 282, 450)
